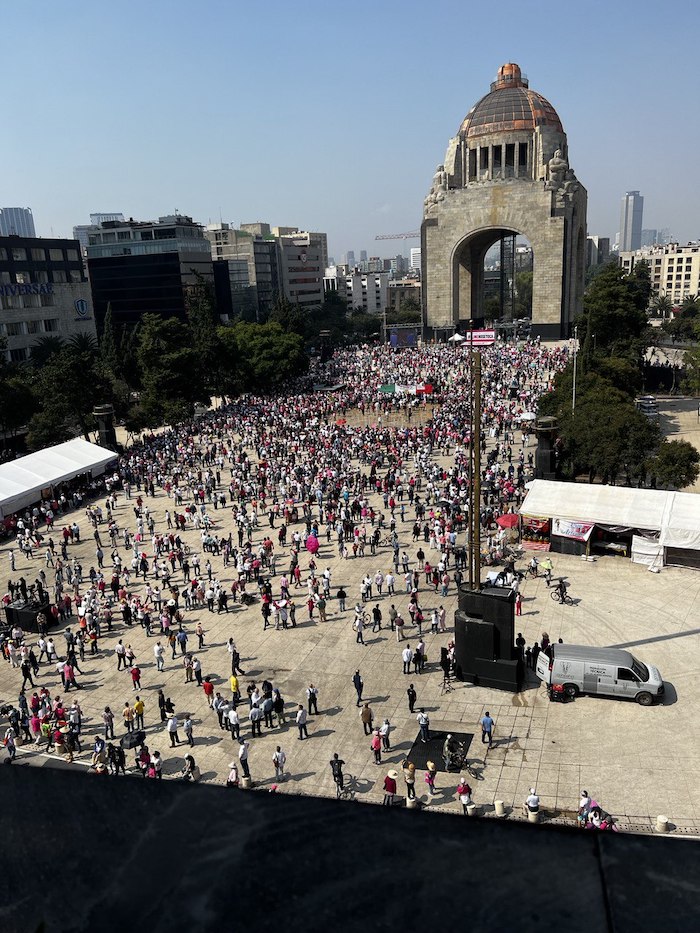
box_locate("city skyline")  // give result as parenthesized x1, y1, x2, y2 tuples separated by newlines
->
(2, 0, 699, 259)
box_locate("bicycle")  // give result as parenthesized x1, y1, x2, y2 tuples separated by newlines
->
(336, 773, 357, 800)
(550, 589, 574, 606)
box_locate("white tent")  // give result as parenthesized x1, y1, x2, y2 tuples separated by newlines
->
(0, 439, 117, 518)
(520, 479, 700, 560)
(447, 333, 465, 343)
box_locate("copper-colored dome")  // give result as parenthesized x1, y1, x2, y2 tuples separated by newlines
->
(459, 63, 563, 139)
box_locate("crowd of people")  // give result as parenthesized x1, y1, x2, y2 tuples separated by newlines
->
(0, 339, 611, 824)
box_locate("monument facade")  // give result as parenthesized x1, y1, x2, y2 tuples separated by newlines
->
(422, 63, 587, 339)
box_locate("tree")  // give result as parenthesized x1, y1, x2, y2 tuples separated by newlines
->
(268, 295, 307, 337)
(577, 262, 649, 365)
(99, 304, 120, 376)
(135, 314, 208, 426)
(649, 439, 700, 489)
(682, 346, 700, 394)
(30, 335, 65, 366)
(186, 273, 220, 392)
(232, 321, 308, 392)
(0, 338, 37, 448)
(649, 294, 673, 319)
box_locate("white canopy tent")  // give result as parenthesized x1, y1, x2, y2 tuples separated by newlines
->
(447, 333, 465, 343)
(0, 439, 117, 519)
(520, 479, 700, 561)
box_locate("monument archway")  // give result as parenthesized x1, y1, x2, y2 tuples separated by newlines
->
(422, 63, 587, 339)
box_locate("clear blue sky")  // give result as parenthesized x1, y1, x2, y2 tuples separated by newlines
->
(3, 0, 698, 259)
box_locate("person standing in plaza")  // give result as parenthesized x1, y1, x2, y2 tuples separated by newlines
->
(417, 708, 430, 743)
(103, 706, 115, 740)
(402, 760, 416, 799)
(154, 640, 165, 672)
(183, 716, 194, 747)
(402, 644, 413, 674)
(354, 607, 366, 645)
(167, 712, 180, 747)
(371, 729, 382, 764)
(296, 704, 309, 739)
(407, 683, 417, 713)
(425, 760, 437, 796)
(353, 670, 363, 707)
(480, 710, 494, 747)
(272, 745, 287, 780)
(130, 663, 141, 691)
(306, 683, 319, 716)
(238, 738, 251, 778)
(383, 769, 398, 806)
(361, 703, 374, 736)
(379, 717, 391, 751)
(123, 702, 135, 733)
(157, 690, 167, 723)
(133, 696, 145, 731)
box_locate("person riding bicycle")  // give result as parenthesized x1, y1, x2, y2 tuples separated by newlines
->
(554, 579, 569, 604)
(329, 753, 345, 792)
(442, 733, 459, 770)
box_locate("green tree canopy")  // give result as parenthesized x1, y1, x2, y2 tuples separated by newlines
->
(135, 314, 208, 427)
(649, 439, 700, 489)
(577, 262, 649, 364)
(232, 321, 308, 392)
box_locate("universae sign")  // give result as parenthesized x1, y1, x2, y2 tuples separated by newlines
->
(0, 282, 54, 297)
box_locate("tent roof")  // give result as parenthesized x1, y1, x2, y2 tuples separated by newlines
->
(520, 480, 700, 551)
(0, 439, 117, 518)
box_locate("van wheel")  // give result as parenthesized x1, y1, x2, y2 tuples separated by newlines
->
(636, 692, 653, 706)
(563, 683, 579, 698)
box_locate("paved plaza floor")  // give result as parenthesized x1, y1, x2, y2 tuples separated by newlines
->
(2, 441, 700, 834)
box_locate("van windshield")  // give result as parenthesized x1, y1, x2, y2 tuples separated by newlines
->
(631, 658, 649, 682)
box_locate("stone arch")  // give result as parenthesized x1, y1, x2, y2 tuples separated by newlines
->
(451, 225, 536, 326)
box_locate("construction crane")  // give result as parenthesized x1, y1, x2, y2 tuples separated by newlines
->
(375, 231, 420, 240)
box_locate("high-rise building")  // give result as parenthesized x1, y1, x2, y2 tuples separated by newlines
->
(410, 247, 421, 271)
(360, 250, 368, 262)
(346, 251, 356, 269)
(641, 229, 658, 248)
(0, 234, 95, 362)
(619, 191, 644, 252)
(0, 208, 36, 238)
(86, 214, 213, 330)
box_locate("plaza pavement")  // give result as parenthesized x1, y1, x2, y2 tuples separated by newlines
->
(2, 439, 700, 834)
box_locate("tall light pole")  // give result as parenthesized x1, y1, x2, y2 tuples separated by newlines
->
(572, 325, 578, 413)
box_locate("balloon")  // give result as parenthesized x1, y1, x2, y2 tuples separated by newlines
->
(306, 536, 319, 555)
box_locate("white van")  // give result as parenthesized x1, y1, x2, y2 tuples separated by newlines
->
(535, 644, 664, 706)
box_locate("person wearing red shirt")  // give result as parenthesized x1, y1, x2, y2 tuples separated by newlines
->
(130, 665, 141, 690)
(202, 677, 215, 708)
(383, 770, 398, 806)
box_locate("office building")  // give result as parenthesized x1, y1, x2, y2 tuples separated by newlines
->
(586, 236, 610, 269)
(619, 191, 644, 252)
(324, 268, 389, 313)
(204, 223, 281, 320)
(619, 242, 700, 305)
(345, 250, 356, 269)
(410, 247, 422, 272)
(86, 214, 213, 330)
(360, 250, 367, 262)
(0, 235, 96, 362)
(387, 279, 422, 315)
(0, 208, 36, 238)
(73, 213, 125, 255)
(278, 231, 325, 309)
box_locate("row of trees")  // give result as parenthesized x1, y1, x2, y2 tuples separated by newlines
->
(539, 262, 700, 488)
(1, 280, 309, 451)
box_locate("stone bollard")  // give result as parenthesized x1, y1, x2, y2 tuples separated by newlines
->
(656, 814, 669, 833)
(494, 799, 506, 817)
(241, 776, 252, 790)
(527, 808, 540, 824)
(466, 804, 477, 818)
(406, 795, 419, 809)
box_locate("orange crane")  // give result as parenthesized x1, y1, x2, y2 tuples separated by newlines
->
(375, 231, 420, 240)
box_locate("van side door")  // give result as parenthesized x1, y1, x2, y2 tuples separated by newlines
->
(614, 667, 639, 698)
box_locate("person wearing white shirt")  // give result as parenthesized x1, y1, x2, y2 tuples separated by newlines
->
(227, 707, 240, 740)
(402, 645, 413, 674)
(525, 788, 540, 814)
(295, 705, 309, 739)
